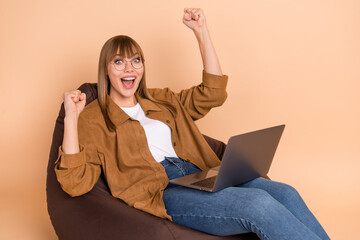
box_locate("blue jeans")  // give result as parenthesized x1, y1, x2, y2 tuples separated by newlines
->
(161, 157, 330, 240)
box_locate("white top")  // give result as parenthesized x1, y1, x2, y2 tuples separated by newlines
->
(120, 103, 178, 162)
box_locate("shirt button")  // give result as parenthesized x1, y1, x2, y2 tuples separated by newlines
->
(173, 142, 176, 147)
(146, 112, 149, 115)
(166, 120, 170, 123)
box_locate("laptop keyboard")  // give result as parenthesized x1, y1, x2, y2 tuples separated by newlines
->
(191, 176, 217, 189)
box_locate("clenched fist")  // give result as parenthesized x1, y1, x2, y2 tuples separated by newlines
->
(183, 8, 207, 32)
(62, 90, 86, 118)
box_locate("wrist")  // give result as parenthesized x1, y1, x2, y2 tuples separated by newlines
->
(64, 113, 79, 124)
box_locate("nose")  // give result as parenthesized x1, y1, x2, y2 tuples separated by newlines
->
(123, 60, 134, 72)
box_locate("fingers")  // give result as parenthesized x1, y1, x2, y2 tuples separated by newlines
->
(184, 8, 203, 21)
(62, 90, 86, 103)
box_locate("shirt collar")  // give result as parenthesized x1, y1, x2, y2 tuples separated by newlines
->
(135, 92, 162, 113)
(106, 93, 162, 126)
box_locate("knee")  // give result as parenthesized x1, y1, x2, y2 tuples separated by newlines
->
(276, 182, 302, 202)
(242, 189, 278, 213)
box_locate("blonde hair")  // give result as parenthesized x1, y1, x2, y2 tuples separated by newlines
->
(97, 35, 176, 132)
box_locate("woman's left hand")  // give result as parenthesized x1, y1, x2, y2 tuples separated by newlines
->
(183, 8, 207, 32)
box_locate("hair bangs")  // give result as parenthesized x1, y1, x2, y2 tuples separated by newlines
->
(106, 37, 143, 64)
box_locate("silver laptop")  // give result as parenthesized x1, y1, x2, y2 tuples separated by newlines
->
(169, 125, 285, 192)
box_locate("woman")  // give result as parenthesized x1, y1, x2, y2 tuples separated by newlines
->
(56, 8, 330, 240)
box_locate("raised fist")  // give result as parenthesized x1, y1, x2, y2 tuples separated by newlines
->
(62, 90, 86, 118)
(183, 8, 207, 31)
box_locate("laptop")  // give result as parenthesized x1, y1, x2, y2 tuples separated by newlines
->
(169, 124, 285, 192)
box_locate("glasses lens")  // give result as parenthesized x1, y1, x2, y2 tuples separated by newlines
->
(113, 63, 124, 71)
(131, 58, 142, 69)
(113, 58, 143, 71)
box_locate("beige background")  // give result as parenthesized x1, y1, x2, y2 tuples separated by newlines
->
(1, 0, 359, 239)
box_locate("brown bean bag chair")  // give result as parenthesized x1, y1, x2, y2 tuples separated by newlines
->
(46, 83, 259, 240)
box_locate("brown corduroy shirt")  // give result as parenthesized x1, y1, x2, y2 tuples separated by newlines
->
(55, 71, 228, 220)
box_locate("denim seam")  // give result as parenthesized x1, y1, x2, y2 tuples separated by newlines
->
(161, 162, 172, 167)
(170, 214, 269, 239)
(166, 158, 187, 176)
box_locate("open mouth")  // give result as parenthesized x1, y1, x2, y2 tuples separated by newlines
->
(121, 77, 136, 89)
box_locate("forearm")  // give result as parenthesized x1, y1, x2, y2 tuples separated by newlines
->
(56, 112, 101, 197)
(194, 26, 222, 76)
(62, 114, 80, 154)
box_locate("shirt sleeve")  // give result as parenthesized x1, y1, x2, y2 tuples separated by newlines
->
(54, 120, 102, 197)
(175, 70, 228, 121)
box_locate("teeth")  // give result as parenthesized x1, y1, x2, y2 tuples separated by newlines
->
(122, 77, 135, 81)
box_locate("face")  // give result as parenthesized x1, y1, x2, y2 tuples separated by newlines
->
(107, 51, 144, 107)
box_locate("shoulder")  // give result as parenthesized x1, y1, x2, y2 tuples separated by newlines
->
(78, 99, 104, 125)
(148, 87, 178, 102)
(77, 99, 110, 141)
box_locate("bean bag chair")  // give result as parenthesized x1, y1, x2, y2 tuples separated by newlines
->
(46, 83, 259, 240)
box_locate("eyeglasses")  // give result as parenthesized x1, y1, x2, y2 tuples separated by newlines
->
(111, 57, 143, 71)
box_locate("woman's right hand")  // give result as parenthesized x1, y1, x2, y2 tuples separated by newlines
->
(62, 90, 86, 119)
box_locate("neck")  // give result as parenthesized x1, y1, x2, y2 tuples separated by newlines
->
(109, 93, 137, 108)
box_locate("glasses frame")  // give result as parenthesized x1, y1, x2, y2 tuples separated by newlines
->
(111, 57, 143, 71)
